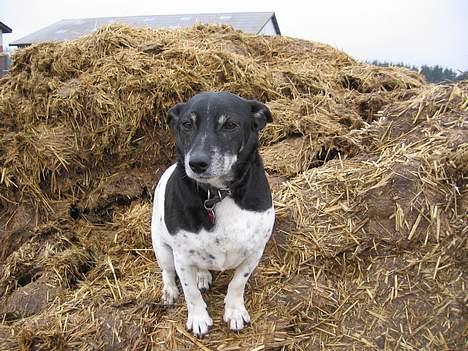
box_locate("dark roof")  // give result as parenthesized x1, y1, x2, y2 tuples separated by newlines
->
(264, 13, 281, 35)
(10, 12, 280, 47)
(0, 22, 12, 34)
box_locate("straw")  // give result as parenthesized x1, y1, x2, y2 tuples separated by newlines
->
(0, 24, 466, 350)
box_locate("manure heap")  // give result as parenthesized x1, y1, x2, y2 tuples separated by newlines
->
(0, 24, 466, 350)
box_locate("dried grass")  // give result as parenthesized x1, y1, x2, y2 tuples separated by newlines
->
(0, 24, 466, 350)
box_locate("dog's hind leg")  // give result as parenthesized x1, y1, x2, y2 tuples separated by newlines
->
(155, 242, 179, 304)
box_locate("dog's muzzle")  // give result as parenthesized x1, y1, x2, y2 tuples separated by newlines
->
(188, 152, 209, 174)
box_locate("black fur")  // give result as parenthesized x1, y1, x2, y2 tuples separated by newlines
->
(163, 92, 272, 235)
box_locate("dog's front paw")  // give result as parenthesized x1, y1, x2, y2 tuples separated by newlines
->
(161, 284, 179, 304)
(196, 270, 212, 292)
(224, 304, 250, 331)
(187, 309, 213, 338)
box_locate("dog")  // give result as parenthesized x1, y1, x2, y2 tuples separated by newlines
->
(151, 91, 275, 337)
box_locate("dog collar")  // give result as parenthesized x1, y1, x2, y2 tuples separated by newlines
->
(203, 188, 232, 224)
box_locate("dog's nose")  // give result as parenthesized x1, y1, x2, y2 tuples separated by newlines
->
(189, 154, 209, 174)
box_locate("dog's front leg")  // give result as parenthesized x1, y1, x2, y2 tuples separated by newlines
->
(224, 251, 263, 331)
(174, 260, 213, 337)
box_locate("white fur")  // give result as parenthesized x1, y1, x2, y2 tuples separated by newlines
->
(184, 149, 237, 189)
(151, 163, 274, 336)
(218, 114, 228, 124)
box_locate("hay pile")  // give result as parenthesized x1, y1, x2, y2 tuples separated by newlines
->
(0, 24, 465, 350)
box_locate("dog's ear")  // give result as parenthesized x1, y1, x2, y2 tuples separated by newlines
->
(249, 100, 273, 131)
(167, 103, 185, 129)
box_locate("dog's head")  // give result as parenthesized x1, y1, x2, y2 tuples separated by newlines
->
(167, 92, 272, 188)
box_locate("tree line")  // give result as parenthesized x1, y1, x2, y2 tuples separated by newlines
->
(368, 60, 467, 83)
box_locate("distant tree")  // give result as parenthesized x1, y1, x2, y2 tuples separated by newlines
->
(456, 71, 468, 81)
(368, 60, 418, 72)
(368, 60, 465, 83)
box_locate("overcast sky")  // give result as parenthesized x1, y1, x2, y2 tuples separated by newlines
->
(2, 0, 467, 71)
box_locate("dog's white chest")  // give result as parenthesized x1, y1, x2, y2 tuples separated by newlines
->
(179, 198, 274, 270)
(151, 164, 275, 272)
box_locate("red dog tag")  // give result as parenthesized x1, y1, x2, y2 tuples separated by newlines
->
(207, 209, 216, 225)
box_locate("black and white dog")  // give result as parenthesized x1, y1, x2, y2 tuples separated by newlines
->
(151, 92, 275, 337)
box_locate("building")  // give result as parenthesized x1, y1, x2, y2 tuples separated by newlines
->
(0, 21, 12, 52)
(10, 12, 281, 47)
(0, 21, 12, 77)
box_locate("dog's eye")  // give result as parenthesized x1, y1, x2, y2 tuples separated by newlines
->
(223, 121, 238, 130)
(182, 121, 193, 130)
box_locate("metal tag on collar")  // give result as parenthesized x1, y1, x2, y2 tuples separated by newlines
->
(203, 191, 215, 212)
(204, 189, 216, 225)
